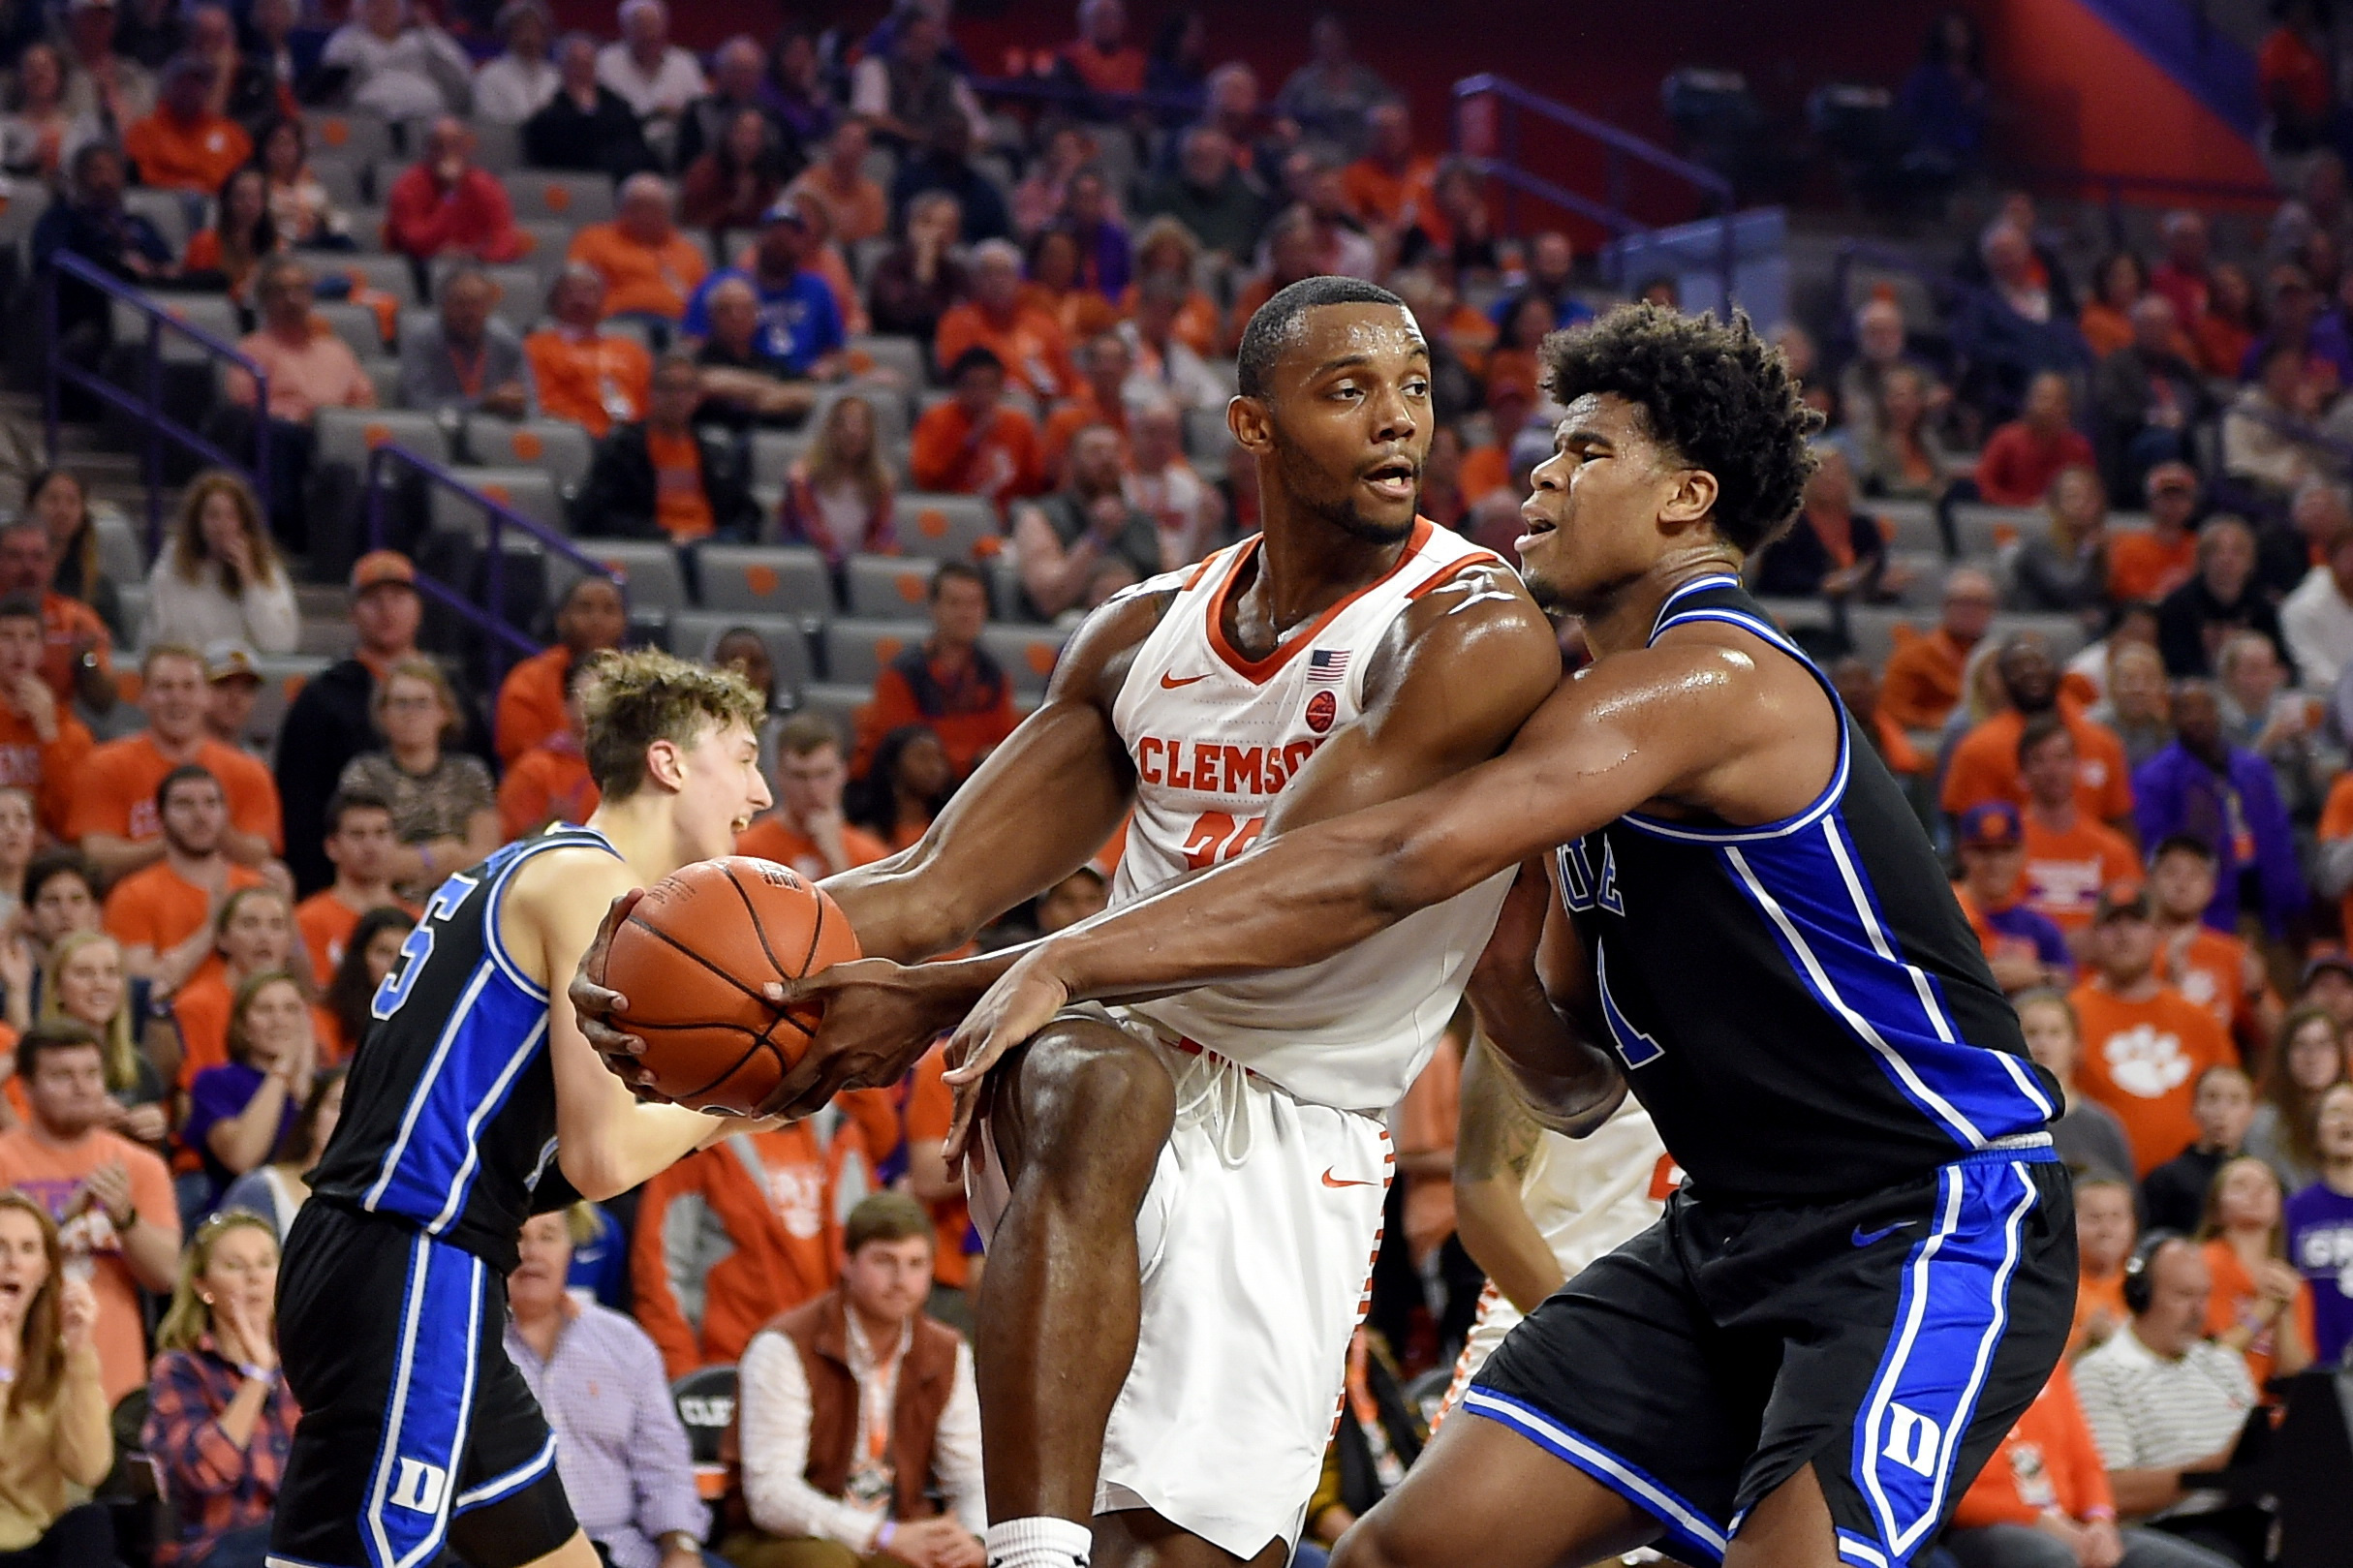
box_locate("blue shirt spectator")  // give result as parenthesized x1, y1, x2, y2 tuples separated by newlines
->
(680, 200, 847, 379)
(34, 141, 175, 341)
(2133, 682, 2307, 938)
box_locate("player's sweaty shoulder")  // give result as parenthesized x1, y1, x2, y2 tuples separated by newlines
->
(1046, 581, 1183, 709)
(1365, 559, 1559, 719)
(498, 845, 637, 985)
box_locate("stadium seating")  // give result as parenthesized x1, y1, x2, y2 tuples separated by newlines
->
(465, 416, 595, 495)
(571, 539, 690, 615)
(979, 625, 1068, 697)
(668, 608, 817, 695)
(314, 407, 451, 472)
(697, 544, 833, 618)
(845, 554, 934, 618)
(894, 494, 1000, 564)
(822, 619, 929, 687)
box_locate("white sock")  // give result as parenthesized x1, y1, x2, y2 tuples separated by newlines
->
(986, 1516, 1094, 1568)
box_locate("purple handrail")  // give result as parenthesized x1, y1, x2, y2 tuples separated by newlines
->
(362, 443, 623, 689)
(43, 252, 272, 555)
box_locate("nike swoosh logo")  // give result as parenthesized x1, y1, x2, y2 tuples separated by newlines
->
(1322, 1168, 1379, 1189)
(1851, 1221, 1910, 1248)
(1160, 671, 1213, 689)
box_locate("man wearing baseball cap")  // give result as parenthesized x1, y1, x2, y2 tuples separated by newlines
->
(201, 638, 265, 754)
(678, 197, 848, 382)
(1951, 801, 2071, 994)
(2066, 878, 2238, 1176)
(2108, 462, 2201, 604)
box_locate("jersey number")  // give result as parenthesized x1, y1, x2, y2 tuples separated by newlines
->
(371, 871, 481, 1021)
(1181, 811, 1265, 870)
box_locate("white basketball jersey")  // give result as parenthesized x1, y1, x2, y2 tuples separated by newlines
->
(1108, 518, 1515, 1112)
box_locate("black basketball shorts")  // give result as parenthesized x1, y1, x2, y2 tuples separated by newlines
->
(1467, 1148, 2075, 1568)
(266, 1201, 578, 1568)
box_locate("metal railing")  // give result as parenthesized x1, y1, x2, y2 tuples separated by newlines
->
(362, 443, 622, 689)
(2001, 164, 2282, 248)
(1450, 72, 1738, 307)
(43, 252, 270, 553)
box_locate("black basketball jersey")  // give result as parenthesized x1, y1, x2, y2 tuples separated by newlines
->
(307, 826, 620, 1272)
(1556, 576, 2059, 1201)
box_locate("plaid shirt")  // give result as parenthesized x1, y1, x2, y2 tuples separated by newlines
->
(140, 1339, 300, 1567)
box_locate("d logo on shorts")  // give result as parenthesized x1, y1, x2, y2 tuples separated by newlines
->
(1880, 1404, 1942, 1479)
(390, 1458, 449, 1515)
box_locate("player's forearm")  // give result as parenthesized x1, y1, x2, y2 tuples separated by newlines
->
(1466, 969, 1625, 1139)
(1454, 1173, 1564, 1314)
(558, 1097, 721, 1201)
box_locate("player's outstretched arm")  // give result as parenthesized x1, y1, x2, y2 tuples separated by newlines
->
(1461, 858, 1625, 1138)
(1453, 1029, 1567, 1315)
(510, 851, 730, 1200)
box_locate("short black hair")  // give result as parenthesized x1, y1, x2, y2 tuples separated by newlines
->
(929, 561, 986, 600)
(2015, 711, 2072, 765)
(17, 1019, 102, 1082)
(946, 345, 1005, 384)
(1537, 302, 1822, 554)
(1236, 275, 1409, 399)
(2152, 831, 2218, 865)
(154, 762, 222, 815)
(324, 786, 393, 836)
(22, 847, 93, 907)
(0, 593, 39, 625)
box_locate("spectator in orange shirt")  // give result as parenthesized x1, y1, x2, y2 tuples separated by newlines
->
(168, 885, 333, 1091)
(1058, 0, 1144, 101)
(2197, 1154, 2315, 1393)
(910, 347, 1046, 507)
(853, 564, 1018, 784)
(2110, 461, 2202, 605)
(69, 645, 282, 885)
(568, 172, 709, 328)
(100, 765, 267, 993)
(2017, 717, 2138, 938)
(292, 789, 408, 989)
(737, 713, 889, 879)
(1881, 567, 1999, 733)
(2072, 1173, 2137, 1354)
(1121, 218, 1221, 359)
(493, 575, 626, 764)
(123, 52, 251, 194)
(0, 595, 94, 837)
(2149, 835, 2280, 1058)
(1041, 331, 1136, 483)
(498, 659, 601, 838)
(1944, 633, 2135, 830)
(522, 264, 652, 439)
(935, 239, 1077, 402)
(573, 354, 761, 543)
(1973, 370, 2097, 507)
(786, 118, 886, 248)
(382, 115, 526, 268)
(2069, 882, 2240, 1175)
(1341, 102, 1436, 239)
(0, 520, 115, 719)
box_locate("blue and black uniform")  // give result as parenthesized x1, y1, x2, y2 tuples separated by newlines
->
(1468, 576, 2075, 1568)
(270, 826, 619, 1568)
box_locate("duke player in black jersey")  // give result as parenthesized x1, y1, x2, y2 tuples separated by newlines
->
(269, 652, 775, 1568)
(949, 305, 2076, 1568)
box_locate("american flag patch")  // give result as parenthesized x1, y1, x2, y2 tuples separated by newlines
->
(1308, 649, 1349, 683)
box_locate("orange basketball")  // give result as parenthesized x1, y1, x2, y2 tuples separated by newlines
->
(602, 857, 861, 1114)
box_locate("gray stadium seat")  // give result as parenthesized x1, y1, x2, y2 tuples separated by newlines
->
(471, 119, 522, 173)
(892, 494, 998, 564)
(315, 300, 387, 360)
(302, 109, 394, 167)
(114, 582, 147, 649)
(514, 221, 574, 271)
(1182, 405, 1237, 464)
(123, 188, 192, 252)
(980, 625, 1068, 696)
(1874, 500, 1940, 555)
(506, 172, 616, 226)
(847, 335, 925, 386)
(669, 609, 816, 694)
(361, 358, 401, 410)
(465, 417, 594, 494)
(244, 654, 331, 746)
(697, 545, 833, 616)
(793, 681, 872, 738)
(748, 430, 811, 492)
(308, 157, 367, 213)
(314, 407, 449, 472)
(1949, 503, 2040, 559)
(116, 296, 239, 362)
(821, 619, 927, 686)
(844, 554, 934, 618)
(562, 539, 688, 613)
(428, 467, 564, 542)
(322, 253, 417, 304)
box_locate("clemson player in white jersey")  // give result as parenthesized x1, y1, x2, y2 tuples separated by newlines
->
(573, 276, 1563, 1568)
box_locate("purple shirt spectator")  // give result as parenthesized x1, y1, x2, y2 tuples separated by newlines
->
(184, 1062, 297, 1200)
(2132, 684, 2306, 938)
(1982, 901, 2073, 976)
(2285, 1180, 2353, 1364)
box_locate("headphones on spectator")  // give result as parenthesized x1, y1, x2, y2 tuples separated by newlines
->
(2121, 1229, 2183, 1316)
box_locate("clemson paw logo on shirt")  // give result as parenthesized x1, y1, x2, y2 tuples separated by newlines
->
(2102, 1025, 2192, 1098)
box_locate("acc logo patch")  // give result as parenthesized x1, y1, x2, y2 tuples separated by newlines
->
(1304, 690, 1337, 733)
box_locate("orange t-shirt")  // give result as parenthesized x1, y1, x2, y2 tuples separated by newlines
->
(0, 705, 95, 836)
(1460, 444, 1511, 505)
(66, 732, 284, 852)
(568, 223, 710, 322)
(1113, 284, 1221, 357)
(1039, 393, 1130, 481)
(2202, 1238, 2318, 1393)
(2021, 813, 2139, 933)
(1879, 628, 1972, 732)
(522, 328, 652, 439)
(933, 301, 1075, 400)
(294, 888, 418, 989)
(170, 968, 343, 1091)
(40, 593, 111, 708)
(2316, 771, 2353, 946)
(2072, 1266, 2130, 1356)
(2109, 532, 2198, 604)
(498, 744, 600, 838)
(103, 859, 266, 965)
(2067, 979, 2238, 1174)
(1941, 707, 2134, 824)
(494, 645, 571, 764)
(2158, 924, 2270, 1041)
(0, 1128, 178, 1403)
(734, 815, 891, 881)
(1341, 154, 1438, 231)
(646, 429, 715, 542)
(123, 109, 252, 194)
(1951, 1363, 2116, 1527)
(904, 1042, 973, 1289)
(908, 400, 1044, 505)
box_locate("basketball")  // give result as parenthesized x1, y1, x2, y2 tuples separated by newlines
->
(601, 856, 862, 1114)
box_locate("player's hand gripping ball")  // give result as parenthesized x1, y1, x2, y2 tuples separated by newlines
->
(601, 856, 861, 1113)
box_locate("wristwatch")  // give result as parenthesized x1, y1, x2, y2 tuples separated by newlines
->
(658, 1531, 699, 1556)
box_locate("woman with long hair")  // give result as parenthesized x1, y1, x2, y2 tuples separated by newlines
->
(170, 886, 330, 1091)
(0, 44, 72, 178)
(679, 105, 789, 243)
(183, 972, 319, 1207)
(218, 1066, 345, 1240)
(0, 1191, 112, 1564)
(2010, 463, 2110, 622)
(847, 724, 954, 851)
(780, 394, 896, 563)
(1858, 363, 1956, 501)
(181, 167, 283, 310)
(2197, 1154, 2315, 1390)
(2194, 261, 2259, 380)
(253, 117, 351, 251)
(143, 1209, 297, 1568)
(145, 470, 297, 655)
(2248, 1005, 2347, 1190)
(40, 931, 167, 1148)
(321, 907, 413, 1061)
(337, 658, 500, 897)
(22, 468, 124, 644)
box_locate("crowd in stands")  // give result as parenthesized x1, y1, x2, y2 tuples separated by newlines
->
(0, 0, 2339, 1563)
